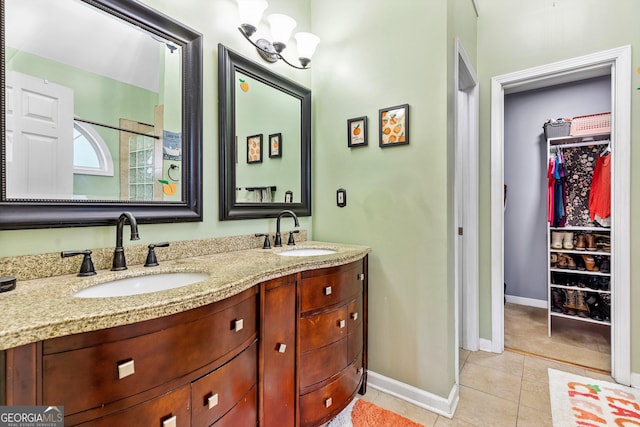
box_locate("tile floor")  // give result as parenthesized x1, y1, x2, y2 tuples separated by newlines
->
(361, 349, 615, 426)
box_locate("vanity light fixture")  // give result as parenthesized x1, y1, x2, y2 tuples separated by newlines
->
(236, 0, 319, 69)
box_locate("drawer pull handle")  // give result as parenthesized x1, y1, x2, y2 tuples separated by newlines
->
(234, 318, 244, 332)
(338, 320, 346, 329)
(358, 273, 365, 281)
(325, 397, 333, 408)
(351, 312, 359, 321)
(162, 415, 177, 427)
(208, 393, 219, 409)
(277, 343, 287, 353)
(324, 286, 333, 295)
(358, 367, 364, 375)
(117, 359, 135, 379)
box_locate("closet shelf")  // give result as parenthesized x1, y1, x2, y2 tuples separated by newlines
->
(550, 249, 610, 256)
(550, 268, 610, 277)
(550, 311, 610, 326)
(550, 284, 610, 294)
(549, 226, 610, 232)
(548, 132, 610, 146)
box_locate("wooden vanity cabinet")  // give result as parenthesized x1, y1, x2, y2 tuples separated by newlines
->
(3, 256, 368, 427)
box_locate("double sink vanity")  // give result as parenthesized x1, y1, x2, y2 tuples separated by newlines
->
(1, 237, 370, 427)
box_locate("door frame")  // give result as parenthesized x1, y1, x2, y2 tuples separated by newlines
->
(490, 46, 631, 384)
(454, 38, 480, 369)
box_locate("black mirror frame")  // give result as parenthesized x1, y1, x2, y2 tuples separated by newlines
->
(0, 0, 203, 229)
(218, 44, 311, 220)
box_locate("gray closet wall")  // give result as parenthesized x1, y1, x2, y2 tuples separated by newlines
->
(504, 76, 611, 302)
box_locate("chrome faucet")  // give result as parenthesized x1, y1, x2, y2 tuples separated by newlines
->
(111, 212, 140, 271)
(274, 210, 299, 247)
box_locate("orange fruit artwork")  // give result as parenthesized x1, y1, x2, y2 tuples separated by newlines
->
(353, 124, 361, 136)
(159, 179, 177, 196)
(239, 79, 249, 92)
(380, 108, 406, 145)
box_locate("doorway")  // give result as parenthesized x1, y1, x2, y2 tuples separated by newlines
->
(489, 46, 631, 384)
(454, 38, 479, 383)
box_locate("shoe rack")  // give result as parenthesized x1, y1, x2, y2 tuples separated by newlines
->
(547, 133, 612, 335)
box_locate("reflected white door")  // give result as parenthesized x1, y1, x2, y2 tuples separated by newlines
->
(5, 71, 74, 199)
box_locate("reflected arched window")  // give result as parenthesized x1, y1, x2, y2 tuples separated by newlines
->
(73, 120, 114, 176)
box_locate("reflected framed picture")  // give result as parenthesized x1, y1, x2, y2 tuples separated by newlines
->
(269, 133, 282, 158)
(246, 134, 263, 164)
(347, 116, 367, 147)
(379, 104, 409, 147)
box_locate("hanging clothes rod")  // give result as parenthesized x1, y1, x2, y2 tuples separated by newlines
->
(74, 118, 159, 139)
(550, 140, 609, 150)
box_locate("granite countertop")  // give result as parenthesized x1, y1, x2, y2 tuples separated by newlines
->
(0, 241, 370, 350)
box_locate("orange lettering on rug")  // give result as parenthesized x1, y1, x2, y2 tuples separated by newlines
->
(571, 407, 606, 424)
(607, 397, 640, 412)
(609, 406, 640, 419)
(615, 418, 640, 426)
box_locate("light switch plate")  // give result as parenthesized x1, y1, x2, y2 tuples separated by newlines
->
(337, 188, 347, 207)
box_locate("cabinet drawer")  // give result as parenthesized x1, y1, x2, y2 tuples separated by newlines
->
(76, 384, 190, 427)
(300, 263, 363, 313)
(43, 294, 257, 415)
(300, 339, 347, 389)
(299, 306, 348, 352)
(191, 341, 257, 427)
(347, 295, 363, 363)
(299, 361, 363, 427)
(212, 385, 257, 427)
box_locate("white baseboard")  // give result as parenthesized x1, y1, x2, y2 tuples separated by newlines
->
(631, 372, 640, 389)
(505, 295, 547, 309)
(478, 338, 494, 353)
(366, 370, 458, 418)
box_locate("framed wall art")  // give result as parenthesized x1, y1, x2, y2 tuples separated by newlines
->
(268, 133, 282, 158)
(247, 134, 263, 163)
(379, 104, 409, 147)
(347, 116, 368, 147)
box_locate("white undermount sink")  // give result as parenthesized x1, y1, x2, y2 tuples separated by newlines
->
(276, 248, 337, 257)
(73, 272, 210, 298)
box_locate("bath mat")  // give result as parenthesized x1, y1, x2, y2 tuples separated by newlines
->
(325, 398, 425, 427)
(548, 368, 640, 426)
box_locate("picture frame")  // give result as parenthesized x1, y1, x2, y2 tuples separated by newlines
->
(268, 133, 282, 158)
(379, 104, 409, 147)
(347, 116, 368, 147)
(246, 134, 263, 164)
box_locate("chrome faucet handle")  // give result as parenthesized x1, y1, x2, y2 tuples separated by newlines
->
(255, 233, 271, 249)
(62, 250, 97, 277)
(287, 230, 300, 246)
(145, 242, 170, 267)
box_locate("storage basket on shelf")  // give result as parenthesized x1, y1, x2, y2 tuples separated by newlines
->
(569, 112, 611, 136)
(543, 120, 571, 139)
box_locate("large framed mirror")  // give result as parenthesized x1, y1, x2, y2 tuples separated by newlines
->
(1, 0, 203, 229)
(218, 44, 311, 220)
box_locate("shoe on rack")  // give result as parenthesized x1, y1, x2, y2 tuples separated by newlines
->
(565, 255, 577, 270)
(551, 289, 565, 313)
(564, 289, 577, 315)
(574, 256, 586, 271)
(600, 294, 611, 322)
(582, 255, 599, 272)
(586, 293, 603, 321)
(585, 234, 597, 251)
(563, 232, 575, 250)
(576, 291, 589, 318)
(550, 253, 558, 268)
(599, 258, 610, 274)
(575, 235, 586, 251)
(557, 254, 568, 269)
(598, 277, 610, 291)
(551, 231, 564, 249)
(586, 277, 600, 290)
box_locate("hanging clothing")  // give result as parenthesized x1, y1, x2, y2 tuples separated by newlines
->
(551, 150, 566, 227)
(589, 151, 611, 225)
(547, 156, 556, 224)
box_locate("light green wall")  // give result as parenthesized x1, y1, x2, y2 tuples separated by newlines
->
(476, 0, 640, 372)
(311, 0, 477, 398)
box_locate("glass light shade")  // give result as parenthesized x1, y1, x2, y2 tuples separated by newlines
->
(237, 0, 268, 27)
(294, 32, 320, 59)
(268, 13, 297, 43)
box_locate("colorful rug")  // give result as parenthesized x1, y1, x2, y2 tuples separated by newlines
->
(548, 368, 640, 426)
(325, 398, 425, 427)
